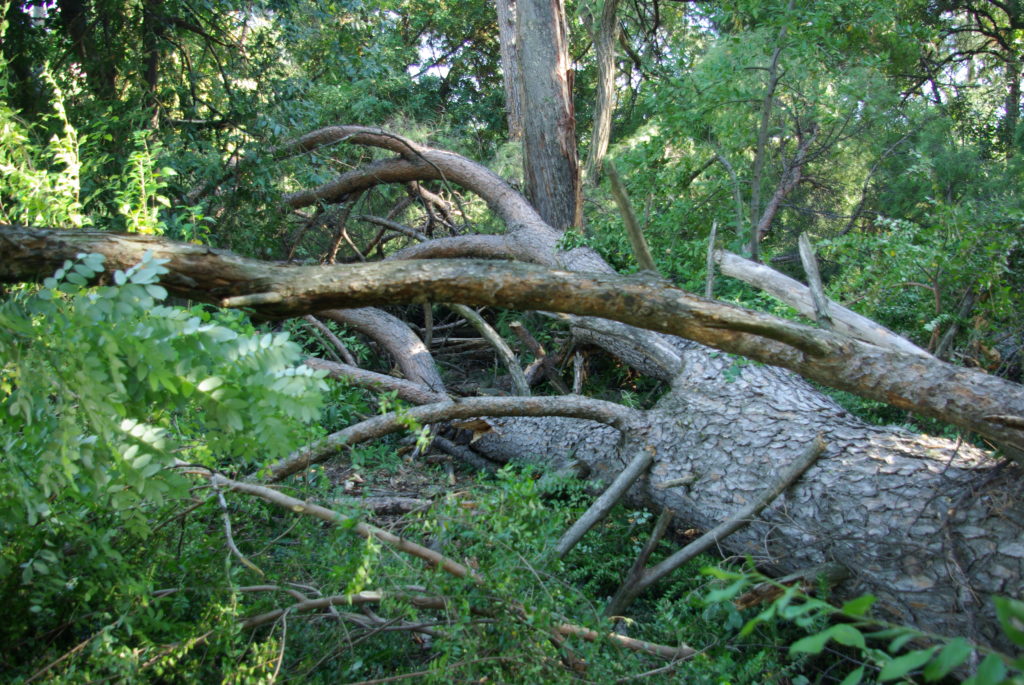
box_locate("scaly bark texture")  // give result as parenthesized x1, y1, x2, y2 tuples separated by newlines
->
(475, 347, 1023, 649)
(3, 128, 1023, 648)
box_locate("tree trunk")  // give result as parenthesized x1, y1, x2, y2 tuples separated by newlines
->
(495, 0, 524, 142)
(474, 349, 1022, 651)
(515, 0, 582, 231)
(4, 128, 1023, 650)
(1005, 53, 1021, 155)
(584, 0, 621, 183)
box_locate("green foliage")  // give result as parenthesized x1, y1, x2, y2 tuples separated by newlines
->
(0, 66, 85, 227)
(822, 210, 1022, 348)
(0, 254, 330, 680)
(0, 253, 327, 522)
(2, 0, 1023, 679)
(702, 566, 1024, 684)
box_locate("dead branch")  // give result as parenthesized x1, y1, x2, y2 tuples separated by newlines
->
(209, 473, 476, 579)
(606, 507, 674, 619)
(604, 435, 826, 616)
(267, 395, 643, 481)
(303, 316, 358, 365)
(356, 214, 425, 242)
(203, 471, 693, 660)
(555, 445, 658, 558)
(327, 191, 364, 263)
(317, 308, 445, 392)
(450, 304, 530, 396)
(797, 233, 832, 327)
(511, 321, 571, 393)
(430, 435, 503, 472)
(305, 357, 446, 405)
(214, 485, 264, 576)
(606, 162, 658, 274)
(553, 622, 696, 660)
(714, 248, 931, 357)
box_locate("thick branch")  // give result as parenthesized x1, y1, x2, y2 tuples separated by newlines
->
(4, 225, 1023, 458)
(714, 249, 931, 357)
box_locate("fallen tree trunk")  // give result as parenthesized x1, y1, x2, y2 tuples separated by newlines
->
(4, 226, 1024, 457)
(3, 127, 1022, 650)
(3, 222, 1022, 649)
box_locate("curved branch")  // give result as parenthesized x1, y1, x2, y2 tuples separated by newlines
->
(267, 395, 644, 481)
(317, 307, 444, 392)
(3, 225, 1023, 459)
(304, 357, 448, 405)
(280, 127, 549, 238)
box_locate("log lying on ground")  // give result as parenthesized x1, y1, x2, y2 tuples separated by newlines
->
(3, 226, 1023, 458)
(474, 354, 1022, 650)
(3, 223, 1023, 650)
(215, 127, 1024, 650)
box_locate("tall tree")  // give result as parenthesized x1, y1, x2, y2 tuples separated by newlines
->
(583, 0, 621, 182)
(514, 0, 582, 231)
(495, 0, 524, 141)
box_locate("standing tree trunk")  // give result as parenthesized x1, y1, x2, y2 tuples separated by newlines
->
(584, 0, 621, 183)
(515, 0, 582, 232)
(495, 0, 524, 142)
(1005, 53, 1021, 156)
(748, 2, 791, 261)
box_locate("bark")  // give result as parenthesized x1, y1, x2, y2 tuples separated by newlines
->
(748, 8, 790, 261)
(305, 357, 447, 406)
(4, 225, 1024, 460)
(266, 395, 642, 481)
(475, 353, 1022, 650)
(4, 128, 1024, 648)
(515, 0, 583, 231)
(495, 0, 524, 141)
(714, 250, 931, 357)
(317, 308, 445, 393)
(584, 0, 622, 182)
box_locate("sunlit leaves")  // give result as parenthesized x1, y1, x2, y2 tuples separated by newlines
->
(0, 252, 328, 550)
